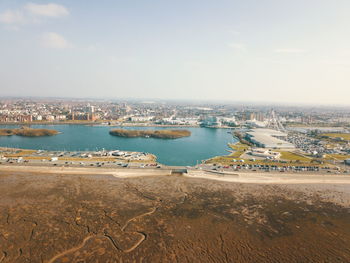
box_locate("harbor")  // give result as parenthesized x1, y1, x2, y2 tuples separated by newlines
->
(0, 125, 236, 166)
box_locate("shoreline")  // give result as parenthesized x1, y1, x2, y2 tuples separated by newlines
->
(1, 164, 350, 184)
(1, 163, 350, 262)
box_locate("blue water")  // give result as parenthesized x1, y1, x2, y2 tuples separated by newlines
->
(0, 125, 236, 166)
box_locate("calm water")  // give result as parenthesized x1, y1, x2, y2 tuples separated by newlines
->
(0, 125, 236, 166)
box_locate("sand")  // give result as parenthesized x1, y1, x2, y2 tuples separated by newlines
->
(0, 166, 350, 262)
(1, 165, 350, 184)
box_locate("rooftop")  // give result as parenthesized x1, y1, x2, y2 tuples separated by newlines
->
(246, 129, 295, 149)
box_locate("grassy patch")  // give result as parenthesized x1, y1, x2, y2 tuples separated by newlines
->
(229, 142, 250, 151)
(324, 154, 350, 161)
(3, 150, 37, 157)
(0, 128, 59, 137)
(204, 157, 330, 167)
(227, 142, 250, 158)
(109, 129, 191, 139)
(320, 133, 350, 141)
(229, 151, 244, 158)
(277, 151, 311, 162)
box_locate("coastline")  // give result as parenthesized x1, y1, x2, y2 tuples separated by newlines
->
(1, 164, 350, 185)
(1, 163, 350, 262)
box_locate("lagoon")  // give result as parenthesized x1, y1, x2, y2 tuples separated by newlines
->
(0, 125, 237, 166)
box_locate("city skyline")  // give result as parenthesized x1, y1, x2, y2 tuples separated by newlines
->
(1, 0, 350, 105)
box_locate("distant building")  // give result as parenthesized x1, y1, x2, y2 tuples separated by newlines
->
(219, 117, 237, 127)
(245, 128, 295, 149)
(200, 116, 220, 127)
(18, 115, 32, 122)
(249, 148, 281, 159)
(255, 112, 265, 122)
(34, 115, 42, 121)
(245, 120, 267, 128)
(160, 117, 198, 125)
(129, 116, 154, 122)
(55, 115, 67, 121)
(44, 115, 55, 121)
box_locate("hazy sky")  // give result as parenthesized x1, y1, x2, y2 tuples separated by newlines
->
(1, 0, 350, 105)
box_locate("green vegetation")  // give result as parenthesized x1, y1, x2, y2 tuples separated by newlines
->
(228, 142, 250, 158)
(204, 156, 330, 167)
(0, 128, 59, 137)
(2, 149, 37, 157)
(109, 129, 191, 139)
(206, 145, 323, 167)
(320, 133, 350, 141)
(276, 151, 312, 162)
(229, 142, 250, 151)
(324, 154, 350, 161)
(205, 156, 237, 164)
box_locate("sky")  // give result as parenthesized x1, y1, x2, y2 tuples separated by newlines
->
(0, 0, 350, 105)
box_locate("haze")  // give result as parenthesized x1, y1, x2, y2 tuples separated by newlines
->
(1, 0, 350, 105)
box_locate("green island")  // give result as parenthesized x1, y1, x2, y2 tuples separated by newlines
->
(109, 129, 191, 139)
(0, 128, 59, 137)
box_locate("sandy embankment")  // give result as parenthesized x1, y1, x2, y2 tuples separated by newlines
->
(185, 170, 350, 184)
(0, 165, 171, 177)
(1, 164, 350, 184)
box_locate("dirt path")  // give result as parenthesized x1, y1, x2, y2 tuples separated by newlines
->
(121, 207, 158, 253)
(47, 235, 98, 263)
(0, 251, 6, 263)
(47, 199, 159, 262)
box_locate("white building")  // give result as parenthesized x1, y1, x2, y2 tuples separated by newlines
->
(245, 120, 267, 128)
(246, 128, 295, 149)
(161, 117, 199, 125)
(249, 148, 281, 159)
(34, 115, 42, 121)
(129, 116, 154, 122)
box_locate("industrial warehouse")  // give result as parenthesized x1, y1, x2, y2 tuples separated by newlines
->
(245, 128, 295, 149)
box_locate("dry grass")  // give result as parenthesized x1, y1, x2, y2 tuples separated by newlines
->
(227, 142, 250, 158)
(109, 129, 191, 139)
(3, 150, 37, 157)
(229, 151, 244, 158)
(0, 128, 59, 137)
(229, 142, 250, 151)
(320, 133, 350, 141)
(205, 157, 330, 168)
(324, 154, 350, 161)
(277, 151, 311, 162)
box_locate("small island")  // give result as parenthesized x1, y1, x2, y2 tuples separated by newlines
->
(0, 127, 59, 137)
(109, 129, 191, 139)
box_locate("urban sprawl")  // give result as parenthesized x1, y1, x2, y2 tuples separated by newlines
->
(1, 98, 350, 172)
